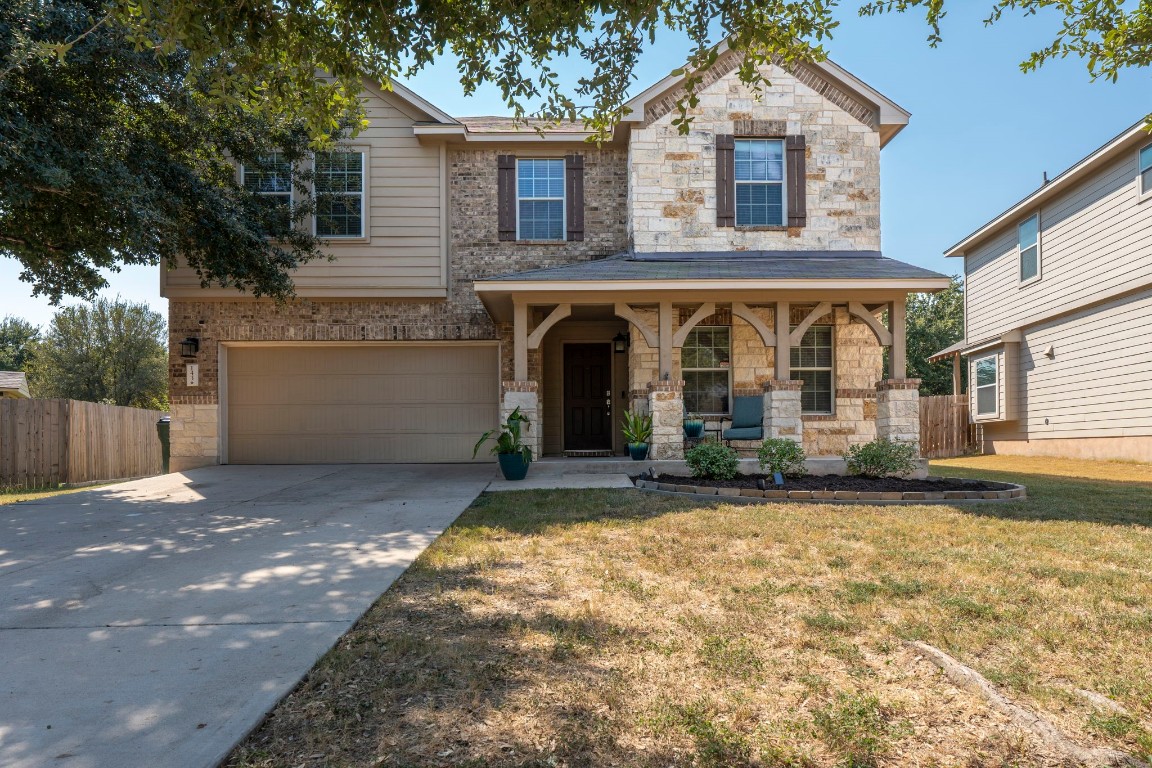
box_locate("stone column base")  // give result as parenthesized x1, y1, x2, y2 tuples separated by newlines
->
(876, 379, 922, 456)
(501, 381, 540, 460)
(762, 379, 803, 444)
(170, 402, 219, 470)
(647, 380, 685, 460)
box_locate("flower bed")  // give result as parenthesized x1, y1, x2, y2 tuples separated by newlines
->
(634, 473, 1026, 502)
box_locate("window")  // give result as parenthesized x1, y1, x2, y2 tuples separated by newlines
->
(974, 354, 998, 416)
(1018, 213, 1040, 283)
(735, 139, 785, 227)
(315, 151, 365, 238)
(682, 326, 731, 414)
(790, 325, 833, 413)
(241, 153, 293, 232)
(517, 158, 565, 240)
(1140, 143, 1152, 197)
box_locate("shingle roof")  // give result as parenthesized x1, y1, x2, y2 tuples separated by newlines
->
(482, 251, 947, 282)
(0, 370, 30, 398)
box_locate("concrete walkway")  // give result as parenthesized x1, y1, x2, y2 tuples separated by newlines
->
(0, 464, 492, 768)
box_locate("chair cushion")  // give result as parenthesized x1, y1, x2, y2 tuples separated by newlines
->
(722, 426, 764, 440)
(729, 395, 763, 428)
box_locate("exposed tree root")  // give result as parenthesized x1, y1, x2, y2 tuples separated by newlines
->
(906, 641, 1146, 768)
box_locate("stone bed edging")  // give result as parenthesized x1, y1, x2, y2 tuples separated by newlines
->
(633, 477, 1027, 504)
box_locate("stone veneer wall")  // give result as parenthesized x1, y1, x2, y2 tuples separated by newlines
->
(628, 55, 881, 253)
(168, 147, 628, 469)
(623, 304, 882, 456)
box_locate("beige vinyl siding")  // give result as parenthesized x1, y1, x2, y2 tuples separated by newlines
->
(965, 152, 1152, 341)
(163, 88, 447, 299)
(225, 344, 499, 463)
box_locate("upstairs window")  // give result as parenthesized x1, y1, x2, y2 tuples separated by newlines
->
(1141, 143, 1152, 197)
(241, 153, 293, 233)
(974, 354, 999, 416)
(517, 158, 565, 240)
(734, 139, 785, 227)
(1018, 213, 1040, 284)
(790, 325, 833, 414)
(314, 151, 365, 238)
(682, 326, 731, 415)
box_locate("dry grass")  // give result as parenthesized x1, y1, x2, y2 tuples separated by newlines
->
(227, 456, 1152, 768)
(0, 485, 97, 505)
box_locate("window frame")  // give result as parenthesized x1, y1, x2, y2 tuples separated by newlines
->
(681, 325, 732, 416)
(1139, 142, 1152, 202)
(789, 323, 835, 415)
(1017, 212, 1041, 286)
(240, 152, 294, 235)
(515, 157, 567, 241)
(312, 149, 367, 240)
(734, 138, 787, 229)
(973, 353, 999, 418)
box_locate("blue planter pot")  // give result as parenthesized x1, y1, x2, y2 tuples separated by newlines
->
(628, 443, 650, 461)
(497, 452, 531, 481)
(684, 421, 705, 438)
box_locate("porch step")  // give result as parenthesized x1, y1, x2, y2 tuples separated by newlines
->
(563, 449, 614, 458)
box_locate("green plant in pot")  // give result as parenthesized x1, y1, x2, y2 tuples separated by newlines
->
(473, 406, 533, 480)
(683, 411, 705, 438)
(622, 409, 653, 461)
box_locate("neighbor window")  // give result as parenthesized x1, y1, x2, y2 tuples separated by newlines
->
(974, 354, 998, 416)
(1140, 143, 1152, 196)
(241, 153, 293, 232)
(790, 325, 833, 413)
(735, 139, 785, 227)
(682, 326, 731, 414)
(314, 151, 365, 238)
(1018, 213, 1040, 283)
(517, 158, 565, 240)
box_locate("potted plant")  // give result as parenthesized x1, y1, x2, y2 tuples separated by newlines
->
(473, 406, 533, 481)
(622, 409, 653, 461)
(683, 412, 705, 438)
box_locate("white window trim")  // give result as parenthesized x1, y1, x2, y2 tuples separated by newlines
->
(240, 154, 294, 228)
(515, 158, 566, 241)
(682, 325, 732, 416)
(973, 353, 999, 419)
(790, 323, 835, 415)
(1017, 212, 1042, 287)
(312, 147, 369, 242)
(1138, 142, 1152, 203)
(734, 138, 787, 228)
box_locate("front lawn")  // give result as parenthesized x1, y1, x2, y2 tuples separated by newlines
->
(228, 455, 1152, 767)
(0, 485, 96, 505)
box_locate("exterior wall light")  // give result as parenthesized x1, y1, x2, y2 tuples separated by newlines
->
(613, 332, 629, 354)
(179, 337, 200, 358)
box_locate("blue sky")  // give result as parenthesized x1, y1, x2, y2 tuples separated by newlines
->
(2, 3, 1148, 328)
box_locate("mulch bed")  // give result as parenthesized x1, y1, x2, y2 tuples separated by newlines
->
(650, 473, 1010, 492)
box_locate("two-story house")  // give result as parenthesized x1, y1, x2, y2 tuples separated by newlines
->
(162, 47, 949, 470)
(933, 120, 1152, 462)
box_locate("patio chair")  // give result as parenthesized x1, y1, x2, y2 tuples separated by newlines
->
(722, 395, 764, 443)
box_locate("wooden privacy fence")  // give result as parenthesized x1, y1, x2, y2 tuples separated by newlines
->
(0, 399, 166, 488)
(919, 395, 980, 459)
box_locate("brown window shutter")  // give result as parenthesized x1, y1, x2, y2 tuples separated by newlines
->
(565, 154, 584, 241)
(715, 134, 735, 227)
(786, 135, 807, 228)
(497, 154, 516, 241)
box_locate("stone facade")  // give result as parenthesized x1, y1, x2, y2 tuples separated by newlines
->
(170, 403, 218, 472)
(648, 380, 686, 460)
(500, 381, 540, 460)
(876, 379, 922, 456)
(762, 380, 803, 443)
(629, 55, 882, 253)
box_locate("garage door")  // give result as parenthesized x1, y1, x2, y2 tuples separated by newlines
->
(226, 345, 499, 463)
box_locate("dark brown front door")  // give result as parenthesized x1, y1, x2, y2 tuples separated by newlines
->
(563, 343, 613, 451)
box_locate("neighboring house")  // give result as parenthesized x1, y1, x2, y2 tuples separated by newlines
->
(0, 371, 30, 399)
(162, 47, 949, 470)
(933, 120, 1152, 462)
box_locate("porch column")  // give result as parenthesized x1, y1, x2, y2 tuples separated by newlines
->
(513, 302, 529, 381)
(501, 380, 540, 460)
(875, 378, 921, 456)
(952, 353, 962, 396)
(774, 300, 790, 380)
(762, 379, 803, 445)
(890, 299, 907, 380)
(647, 379, 685, 460)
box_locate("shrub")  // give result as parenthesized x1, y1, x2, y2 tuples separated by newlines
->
(757, 438, 807, 477)
(845, 438, 917, 478)
(685, 439, 740, 481)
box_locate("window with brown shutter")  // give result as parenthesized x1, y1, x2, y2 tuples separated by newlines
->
(565, 154, 584, 241)
(715, 135, 735, 227)
(497, 155, 516, 241)
(785, 135, 807, 228)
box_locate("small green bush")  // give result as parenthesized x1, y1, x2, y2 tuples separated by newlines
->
(844, 438, 917, 478)
(757, 437, 807, 477)
(685, 440, 739, 481)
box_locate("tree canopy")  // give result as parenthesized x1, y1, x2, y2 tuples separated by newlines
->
(906, 275, 965, 396)
(0, 315, 40, 373)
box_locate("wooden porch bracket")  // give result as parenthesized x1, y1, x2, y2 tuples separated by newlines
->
(613, 303, 659, 349)
(848, 301, 893, 346)
(731, 302, 776, 347)
(788, 302, 832, 345)
(526, 303, 571, 349)
(672, 302, 716, 347)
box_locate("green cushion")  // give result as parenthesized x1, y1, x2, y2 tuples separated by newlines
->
(729, 396, 763, 428)
(722, 426, 763, 440)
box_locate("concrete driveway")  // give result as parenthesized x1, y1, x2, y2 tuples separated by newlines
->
(0, 464, 493, 768)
